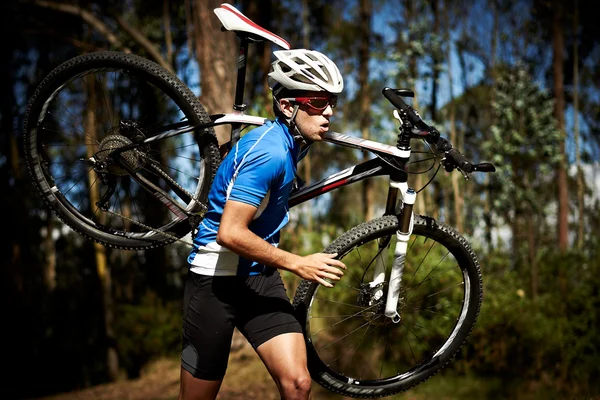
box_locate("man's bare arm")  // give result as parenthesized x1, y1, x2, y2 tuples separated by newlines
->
(217, 200, 345, 287)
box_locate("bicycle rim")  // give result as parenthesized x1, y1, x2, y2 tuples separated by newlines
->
(24, 52, 219, 250)
(293, 215, 482, 398)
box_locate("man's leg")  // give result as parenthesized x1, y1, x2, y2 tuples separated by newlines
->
(255, 332, 312, 400)
(179, 273, 237, 400)
(178, 368, 222, 400)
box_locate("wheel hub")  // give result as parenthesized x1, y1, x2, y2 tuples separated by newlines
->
(95, 121, 146, 176)
(357, 282, 391, 325)
(96, 134, 140, 175)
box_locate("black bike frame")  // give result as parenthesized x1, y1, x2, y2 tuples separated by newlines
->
(289, 132, 409, 216)
(109, 118, 412, 222)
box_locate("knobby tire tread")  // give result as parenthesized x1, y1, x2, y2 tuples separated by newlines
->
(292, 214, 483, 398)
(23, 51, 220, 250)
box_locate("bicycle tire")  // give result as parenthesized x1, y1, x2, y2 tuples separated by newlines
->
(23, 51, 220, 250)
(293, 214, 483, 398)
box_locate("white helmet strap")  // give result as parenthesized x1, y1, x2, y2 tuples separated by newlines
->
(276, 103, 307, 146)
(288, 105, 308, 145)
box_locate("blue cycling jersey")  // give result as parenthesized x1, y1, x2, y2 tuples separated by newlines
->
(187, 118, 302, 276)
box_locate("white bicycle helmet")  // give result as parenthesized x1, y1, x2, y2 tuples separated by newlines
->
(269, 49, 344, 95)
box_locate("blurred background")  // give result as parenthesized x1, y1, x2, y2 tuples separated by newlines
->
(1, 0, 599, 399)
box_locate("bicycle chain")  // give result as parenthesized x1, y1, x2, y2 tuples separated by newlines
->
(146, 158, 195, 201)
(98, 154, 206, 247)
(103, 207, 195, 247)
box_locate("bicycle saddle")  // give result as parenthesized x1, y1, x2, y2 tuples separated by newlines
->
(214, 3, 291, 49)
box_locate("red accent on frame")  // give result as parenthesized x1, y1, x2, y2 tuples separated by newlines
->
(291, 179, 348, 206)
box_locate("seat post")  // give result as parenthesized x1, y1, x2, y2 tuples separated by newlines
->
(230, 36, 250, 147)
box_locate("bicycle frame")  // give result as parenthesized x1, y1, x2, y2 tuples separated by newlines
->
(288, 132, 417, 322)
(287, 131, 416, 322)
(21, 4, 493, 392)
(107, 3, 419, 323)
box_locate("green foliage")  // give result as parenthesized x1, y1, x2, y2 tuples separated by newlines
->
(485, 63, 562, 217)
(113, 291, 182, 378)
(462, 249, 600, 397)
(3, 0, 600, 398)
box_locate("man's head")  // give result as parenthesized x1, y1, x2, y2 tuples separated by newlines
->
(268, 49, 343, 143)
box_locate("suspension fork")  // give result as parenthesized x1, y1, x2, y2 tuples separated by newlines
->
(370, 181, 416, 323)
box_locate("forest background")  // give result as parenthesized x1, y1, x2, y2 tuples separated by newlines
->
(1, 0, 599, 399)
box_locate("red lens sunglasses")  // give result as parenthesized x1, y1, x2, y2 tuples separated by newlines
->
(283, 96, 338, 111)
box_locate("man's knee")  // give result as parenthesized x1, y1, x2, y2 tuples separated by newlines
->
(280, 371, 312, 398)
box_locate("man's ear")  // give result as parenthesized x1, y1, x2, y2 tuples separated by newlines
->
(278, 98, 294, 118)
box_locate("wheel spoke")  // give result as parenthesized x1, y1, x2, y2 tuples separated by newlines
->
(296, 216, 482, 396)
(24, 52, 217, 250)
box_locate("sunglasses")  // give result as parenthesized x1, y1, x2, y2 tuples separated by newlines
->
(283, 96, 338, 111)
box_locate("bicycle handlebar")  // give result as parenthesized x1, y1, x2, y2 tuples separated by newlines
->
(382, 87, 430, 131)
(382, 87, 496, 175)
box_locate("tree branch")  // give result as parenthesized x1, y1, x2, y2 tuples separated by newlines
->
(28, 0, 131, 53)
(115, 16, 174, 73)
(163, 0, 173, 67)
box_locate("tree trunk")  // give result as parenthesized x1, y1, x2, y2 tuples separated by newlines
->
(526, 172, 538, 300)
(6, 74, 25, 293)
(429, 0, 445, 220)
(429, 0, 439, 122)
(573, 0, 584, 249)
(485, 0, 499, 251)
(300, 0, 313, 232)
(193, 0, 237, 146)
(404, 0, 426, 215)
(552, 2, 569, 252)
(359, 0, 374, 221)
(44, 214, 57, 291)
(553, 9, 569, 386)
(85, 78, 119, 381)
(445, 1, 463, 233)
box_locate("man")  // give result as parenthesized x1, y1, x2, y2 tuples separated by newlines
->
(179, 49, 346, 400)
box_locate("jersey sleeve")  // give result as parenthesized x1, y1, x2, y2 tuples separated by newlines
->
(227, 147, 284, 208)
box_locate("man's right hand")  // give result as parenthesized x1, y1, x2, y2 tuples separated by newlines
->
(291, 253, 346, 288)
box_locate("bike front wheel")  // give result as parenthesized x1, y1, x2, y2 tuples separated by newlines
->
(23, 51, 220, 250)
(293, 215, 483, 398)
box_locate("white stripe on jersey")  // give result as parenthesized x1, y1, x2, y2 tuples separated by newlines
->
(189, 242, 240, 276)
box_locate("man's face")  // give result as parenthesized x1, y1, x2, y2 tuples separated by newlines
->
(279, 91, 336, 142)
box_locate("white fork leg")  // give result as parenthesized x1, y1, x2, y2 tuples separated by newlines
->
(367, 241, 390, 303)
(384, 183, 416, 322)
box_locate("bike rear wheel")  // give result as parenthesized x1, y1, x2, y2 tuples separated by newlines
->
(293, 215, 483, 398)
(23, 51, 220, 250)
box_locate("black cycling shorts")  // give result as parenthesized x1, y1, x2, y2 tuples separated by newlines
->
(181, 268, 303, 380)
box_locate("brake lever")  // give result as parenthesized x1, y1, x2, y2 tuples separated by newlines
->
(442, 156, 453, 172)
(392, 109, 403, 124)
(443, 156, 471, 180)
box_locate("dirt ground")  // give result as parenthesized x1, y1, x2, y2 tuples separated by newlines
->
(35, 344, 356, 400)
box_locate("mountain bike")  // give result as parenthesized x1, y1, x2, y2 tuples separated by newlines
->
(23, 3, 496, 398)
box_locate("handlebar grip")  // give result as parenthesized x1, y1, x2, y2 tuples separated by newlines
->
(473, 163, 496, 173)
(382, 87, 429, 130)
(446, 148, 472, 173)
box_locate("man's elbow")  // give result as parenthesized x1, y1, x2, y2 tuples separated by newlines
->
(216, 230, 234, 248)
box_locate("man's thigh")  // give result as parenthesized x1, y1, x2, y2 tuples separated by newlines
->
(235, 269, 303, 349)
(181, 272, 236, 380)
